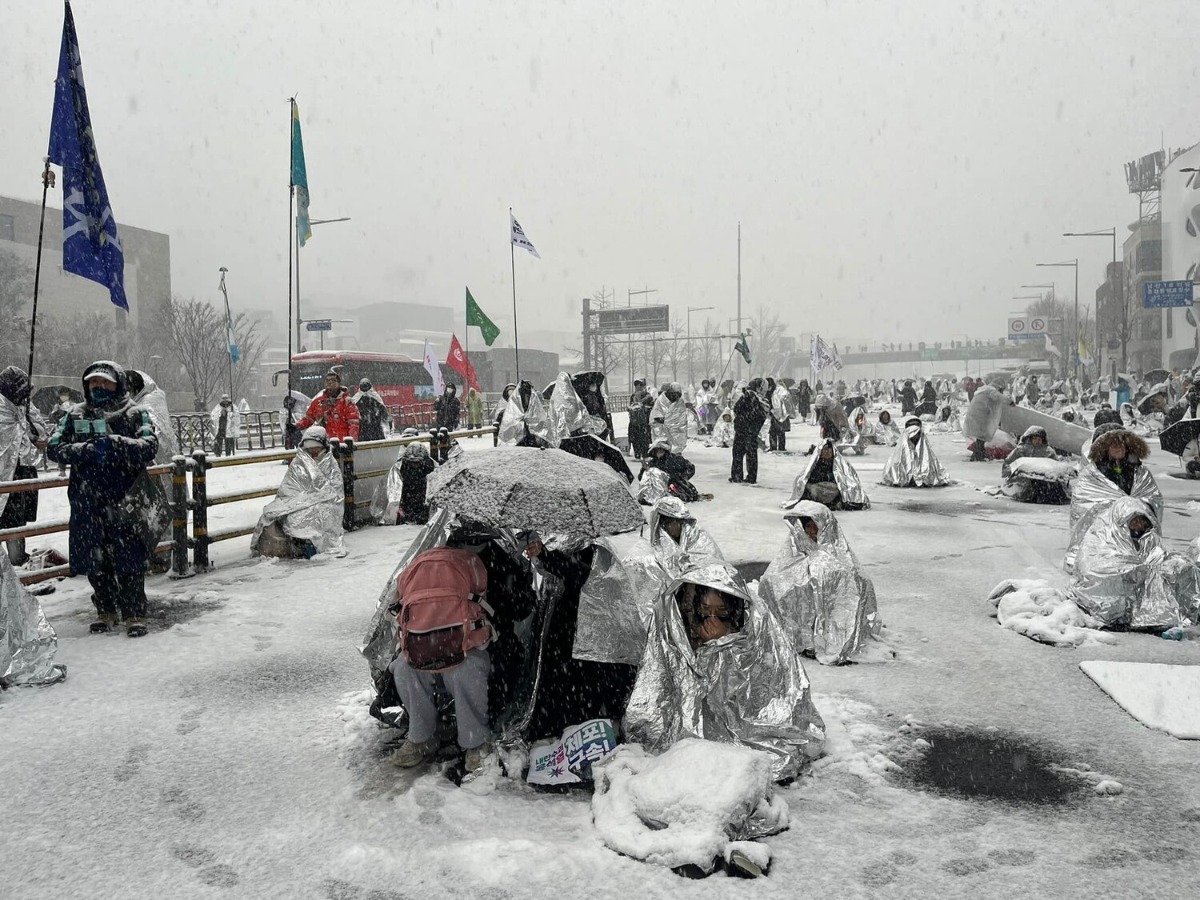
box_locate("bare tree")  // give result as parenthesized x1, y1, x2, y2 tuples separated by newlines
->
(161, 295, 268, 408)
(748, 305, 789, 376)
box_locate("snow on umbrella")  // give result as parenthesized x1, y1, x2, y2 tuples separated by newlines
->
(1159, 419, 1200, 457)
(559, 433, 634, 483)
(427, 446, 645, 538)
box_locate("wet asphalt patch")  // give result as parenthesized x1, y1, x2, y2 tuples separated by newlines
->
(897, 726, 1083, 805)
(733, 560, 771, 582)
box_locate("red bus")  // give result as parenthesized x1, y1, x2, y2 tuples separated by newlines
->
(291, 351, 460, 426)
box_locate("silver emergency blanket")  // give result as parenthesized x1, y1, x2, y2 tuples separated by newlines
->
(209, 402, 242, 438)
(650, 392, 688, 454)
(1070, 498, 1200, 629)
(497, 388, 556, 447)
(1, 545, 66, 686)
(130, 371, 177, 463)
(784, 439, 871, 509)
(963, 383, 1006, 442)
(880, 428, 951, 487)
(548, 371, 605, 440)
(837, 406, 869, 455)
(250, 447, 344, 555)
(648, 496, 724, 575)
(636, 466, 671, 505)
(0, 393, 36, 501)
(573, 531, 666, 665)
(280, 390, 311, 433)
(624, 561, 826, 781)
(592, 739, 789, 873)
(758, 504, 883, 667)
(1065, 460, 1162, 572)
(770, 386, 792, 423)
(757, 502, 881, 665)
(870, 415, 900, 446)
(368, 442, 430, 524)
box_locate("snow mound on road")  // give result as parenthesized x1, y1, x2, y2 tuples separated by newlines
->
(1081, 660, 1200, 740)
(987, 578, 1116, 648)
(592, 739, 787, 871)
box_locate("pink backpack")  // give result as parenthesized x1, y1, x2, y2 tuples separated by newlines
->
(396, 547, 492, 672)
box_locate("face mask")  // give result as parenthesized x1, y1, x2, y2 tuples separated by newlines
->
(89, 386, 116, 405)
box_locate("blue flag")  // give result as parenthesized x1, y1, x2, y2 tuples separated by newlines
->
(291, 101, 312, 247)
(47, 2, 127, 310)
(219, 269, 239, 363)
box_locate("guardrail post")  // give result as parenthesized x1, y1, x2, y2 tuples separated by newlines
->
(337, 438, 357, 532)
(191, 449, 211, 571)
(169, 454, 193, 578)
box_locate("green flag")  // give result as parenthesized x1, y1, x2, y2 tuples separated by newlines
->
(735, 332, 752, 365)
(466, 287, 500, 346)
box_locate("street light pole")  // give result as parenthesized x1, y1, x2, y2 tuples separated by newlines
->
(1064, 229, 1116, 378)
(295, 216, 352, 352)
(687, 305, 715, 390)
(1035, 262, 1079, 380)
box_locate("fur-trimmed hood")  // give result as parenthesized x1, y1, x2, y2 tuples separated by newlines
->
(1089, 428, 1150, 465)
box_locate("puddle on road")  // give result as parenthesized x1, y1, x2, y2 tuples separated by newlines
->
(899, 726, 1082, 805)
(145, 594, 223, 627)
(733, 560, 770, 582)
(892, 500, 980, 517)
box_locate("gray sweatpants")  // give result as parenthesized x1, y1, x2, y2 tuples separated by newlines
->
(390, 648, 491, 750)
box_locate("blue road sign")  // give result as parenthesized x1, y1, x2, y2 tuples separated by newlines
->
(1143, 280, 1194, 309)
(305, 319, 333, 332)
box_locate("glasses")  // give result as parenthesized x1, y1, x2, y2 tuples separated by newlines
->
(699, 607, 732, 623)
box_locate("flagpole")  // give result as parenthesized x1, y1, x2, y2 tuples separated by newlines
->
(509, 208, 522, 384)
(26, 157, 53, 381)
(221, 268, 235, 402)
(287, 98, 295, 402)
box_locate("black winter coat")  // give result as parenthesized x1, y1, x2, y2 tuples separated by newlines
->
(47, 393, 158, 575)
(434, 394, 461, 430)
(356, 394, 390, 441)
(734, 391, 768, 437)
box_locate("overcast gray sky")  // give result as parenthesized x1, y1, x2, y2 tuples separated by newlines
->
(4, 0, 1200, 347)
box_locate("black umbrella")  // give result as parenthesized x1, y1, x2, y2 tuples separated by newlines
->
(1143, 368, 1170, 386)
(1159, 420, 1200, 456)
(842, 395, 867, 414)
(427, 446, 644, 538)
(560, 433, 633, 483)
(31, 384, 82, 414)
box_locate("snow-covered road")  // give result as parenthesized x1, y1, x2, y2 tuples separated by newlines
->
(4, 424, 1200, 899)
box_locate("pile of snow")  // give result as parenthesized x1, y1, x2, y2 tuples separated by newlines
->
(1080, 660, 1200, 740)
(591, 739, 787, 872)
(987, 578, 1116, 647)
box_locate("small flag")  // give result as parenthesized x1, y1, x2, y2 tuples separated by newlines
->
(422, 339, 445, 395)
(1045, 333, 1060, 359)
(1077, 325, 1093, 367)
(446, 335, 480, 392)
(510, 211, 541, 259)
(466, 287, 500, 346)
(734, 332, 752, 365)
(291, 100, 312, 247)
(810, 335, 840, 372)
(48, 2, 127, 310)
(218, 269, 239, 363)
(827, 337, 844, 371)
(809, 335, 822, 374)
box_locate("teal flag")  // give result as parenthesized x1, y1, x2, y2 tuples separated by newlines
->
(291, 100, 311, 247)
(735, 332, 752, 365)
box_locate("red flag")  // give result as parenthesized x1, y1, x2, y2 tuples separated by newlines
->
(445, 334, 479, 392)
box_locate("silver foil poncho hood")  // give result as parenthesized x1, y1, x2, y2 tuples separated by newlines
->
(650, 392, 689, 455)
(880, 424, 951, 487)
(497, 386, 556, 447)
(1065, 459, 1162, 572)
(250, 445, 344, 555)
(963, 383, 1006, 442)
(648, 496, 724, 574)
(1070, 497, 1199, 629)
(784, 439, 871, 510)
(623, 561, 826, 781)
(757, 502, 881, 665)
(129, 371, 177, 463)
(837, 406, 870, 455)
(548, 371, 606, 440)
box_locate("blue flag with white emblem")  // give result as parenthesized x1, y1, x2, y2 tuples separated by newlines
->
(47, 2, 127, 310)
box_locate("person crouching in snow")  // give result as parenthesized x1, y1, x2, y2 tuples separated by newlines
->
(624, 561, 825, 781)
(873, 410, 900, 446)
(251, 426, 345, 559)
(758, 503, 881, 665)
(1070, 498, 1199, 631)
(880, 418, 951, 487)
(641, 440, 701, 503)
(705, 408, 734, 448)
(1001, 426, 1068, 504)
(783, 438, 870, 511)
(648, 496, 724, 575)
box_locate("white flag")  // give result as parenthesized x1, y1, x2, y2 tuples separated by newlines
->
(510, 212, 541, 259)
(827, 337, 844, 371)
(1044, 333, 1060, 359)
(423, 339, 445, 395)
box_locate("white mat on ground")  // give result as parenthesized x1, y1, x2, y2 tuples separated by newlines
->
(1080, 660, 1200, 740)
(987, 578, 1117, 648)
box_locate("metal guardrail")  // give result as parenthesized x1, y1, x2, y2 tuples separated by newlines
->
(1, 426, 498, 586)
(170, 411, 286, 454)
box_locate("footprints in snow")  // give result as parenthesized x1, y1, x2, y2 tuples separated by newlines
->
(173, 845, 240, 889)
(321, 879, 409, 900)
(161, 786, 206, 822)
(113, 744, 152, 782)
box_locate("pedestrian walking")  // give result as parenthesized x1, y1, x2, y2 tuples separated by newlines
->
(731, 378, 768, 484)
(210, 394, 239, 456)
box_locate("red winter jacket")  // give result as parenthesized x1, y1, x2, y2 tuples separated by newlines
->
(297, 388, 360, 440)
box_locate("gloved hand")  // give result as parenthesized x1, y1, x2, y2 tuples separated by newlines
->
(92, 435, 111, 463)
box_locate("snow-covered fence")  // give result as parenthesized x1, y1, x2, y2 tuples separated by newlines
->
(170, 411, 285, 454)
